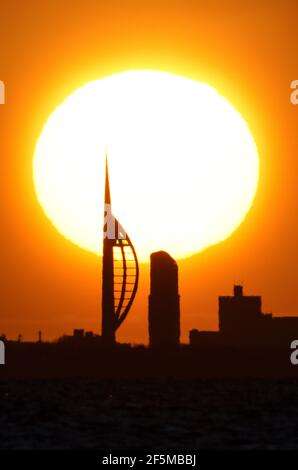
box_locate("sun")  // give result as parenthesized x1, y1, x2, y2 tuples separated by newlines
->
(33, 70, 259, 261)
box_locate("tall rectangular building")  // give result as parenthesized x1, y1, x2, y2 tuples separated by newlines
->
(148, 251, 180, 347)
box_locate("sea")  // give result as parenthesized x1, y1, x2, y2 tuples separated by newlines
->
(0, 379, 298, 449)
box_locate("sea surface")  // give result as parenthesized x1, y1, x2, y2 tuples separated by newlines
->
(0, 379, 298, 449)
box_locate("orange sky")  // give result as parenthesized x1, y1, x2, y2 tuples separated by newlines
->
(0, 0, 297, 344)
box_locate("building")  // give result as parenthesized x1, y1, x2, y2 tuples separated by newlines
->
(190, 285, 298, 349)
(101, 155, 139, 344)
(219, 284, 272, 342)
(148, 251, 180, 347)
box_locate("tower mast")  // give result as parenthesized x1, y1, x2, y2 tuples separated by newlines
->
(102, 155, 116, 344)
(101, 152, 139, 345)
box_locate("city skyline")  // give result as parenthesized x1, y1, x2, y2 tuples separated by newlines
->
(0, 2, 297, 345)
(1, 1, 298, 458)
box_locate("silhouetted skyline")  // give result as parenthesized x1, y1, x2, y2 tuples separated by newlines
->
(191, 285, 298, 349)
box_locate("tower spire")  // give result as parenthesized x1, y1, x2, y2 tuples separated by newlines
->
(102, 149, 115, 344)
(101, 149, 139, 345)
(105, 149, 111, 205)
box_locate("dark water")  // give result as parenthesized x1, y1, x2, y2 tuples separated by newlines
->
(0, 379, 298, 449)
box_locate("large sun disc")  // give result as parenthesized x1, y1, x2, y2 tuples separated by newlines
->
(33, 70, 259, 261)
